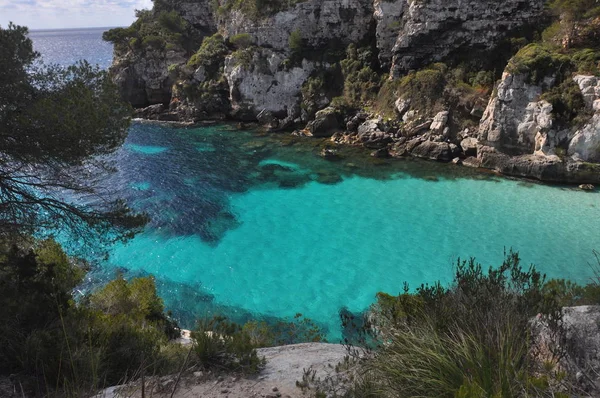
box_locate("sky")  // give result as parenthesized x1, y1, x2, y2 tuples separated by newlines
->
(0, 0, 153, 30)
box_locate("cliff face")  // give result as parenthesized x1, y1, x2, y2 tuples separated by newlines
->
(106, 0, 600, 184)
(219, 0, 375, 52)
(389, 0, 545, 76)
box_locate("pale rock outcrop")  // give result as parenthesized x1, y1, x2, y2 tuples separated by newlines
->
(429, 111, 449, 134)
(478, 73, 553, 154)
(461, 137, 479, 157)
(373, 0, 406, 68)
(568, 75, 600, 162)
(219, 0, 375, 53)
(534, 306, 600, 394)
(224, 48, 316, 120)
(390, 0, 545, 76)
(568, 114, 600, 162)
(395, 97, 411, 118)
(573, 75, 600, 109)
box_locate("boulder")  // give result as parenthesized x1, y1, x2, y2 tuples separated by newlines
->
(306, 107, 340, 137)
(395, 98, 411, 118)
(429, 111, 449, 134)
(358, 119, 383, 137)
(257, 109, 279, 129)
(573, 75, 600, 109)
(410, 140, 457, 161)
(460, 137, 479, 157)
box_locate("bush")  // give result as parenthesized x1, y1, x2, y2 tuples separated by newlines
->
(157, 10, 188, 33)
(192, 316, 265, 374)
(395, 64, 446, 114)
(142, 35, 165, 49)
(0, 239, 182, 395)
(337, 44, 381, 109)
(354, 251, 567, 397)
(506, 43, 571, 83)
(229, 33, 254, 49)
(540, 79, 587, 126)
(289, 30, 303, 54)
(187, 34, 229, 78)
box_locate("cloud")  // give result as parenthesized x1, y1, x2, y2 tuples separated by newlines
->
(0, 0, 154, 29)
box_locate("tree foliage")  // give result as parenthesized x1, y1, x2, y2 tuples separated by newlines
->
(0, 23, 145, 242)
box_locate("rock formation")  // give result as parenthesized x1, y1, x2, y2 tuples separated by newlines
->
(105, 0, 600, 183)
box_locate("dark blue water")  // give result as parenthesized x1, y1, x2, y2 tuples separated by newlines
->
(29, 27, 114, 69)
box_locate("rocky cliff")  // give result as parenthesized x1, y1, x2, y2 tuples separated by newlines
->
(105, 0, 600, 184)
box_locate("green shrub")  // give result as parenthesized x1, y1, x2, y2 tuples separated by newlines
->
(549, 0, 600, 20)
(396, 64, 446, 114)
(572, 48, 600, 74)
(337, 44, 381, 109)
(506, 43, 571, 82)
(142, 35, 165, 49)
(289, 29, 303, 54)
(0, 239, 183, 395)
(229, 33, 254, 49)
(355, 251, 566, 397)
(541, 79, 587, 126)
(102, 26, 137, 43)
(191, 316, 265, 374)
(157, 10, 188, 33)
(188, 34, 229, 78)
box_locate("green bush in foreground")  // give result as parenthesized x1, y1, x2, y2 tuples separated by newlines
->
(353, 251, 573, 398)
(0, 239, 182, 396)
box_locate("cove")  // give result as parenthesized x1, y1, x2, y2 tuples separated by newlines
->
(89, 122, 600, 339)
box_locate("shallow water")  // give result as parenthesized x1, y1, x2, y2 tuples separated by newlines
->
(81, 122, 600, 340)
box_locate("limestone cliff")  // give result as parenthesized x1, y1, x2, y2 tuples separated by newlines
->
(389, 0, 545, 76)
(105, 0, 600, 184)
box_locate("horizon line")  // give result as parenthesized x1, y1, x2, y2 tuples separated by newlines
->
(28, 26, 126, 32)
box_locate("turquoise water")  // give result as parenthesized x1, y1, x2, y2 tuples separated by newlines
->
(86, 122, 600, 339)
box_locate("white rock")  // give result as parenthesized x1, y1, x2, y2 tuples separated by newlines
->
(224, 48, 315, 119)
(568, 114, 600, 162)
(429, 111, 449, 133)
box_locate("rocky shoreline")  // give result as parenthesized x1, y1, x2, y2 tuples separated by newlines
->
(105, 0, 600, 185)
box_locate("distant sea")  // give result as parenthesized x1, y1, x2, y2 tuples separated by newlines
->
(29, 27, 115, 69)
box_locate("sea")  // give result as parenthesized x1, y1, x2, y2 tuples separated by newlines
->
(29, 28, 600, 339)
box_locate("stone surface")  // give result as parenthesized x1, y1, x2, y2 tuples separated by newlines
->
(94, 343, 351, 398)
(533, 306, 600, 394)
(373, 0, 405, 68)
(224, 48, 315, 120)
(429, 111, 449, 134)
(410, 140, 457, 161)
(390, 0, 545, 76)
(220, 0, 375, 53)
(479, 152, 600, 184)
(478, 72, 550, 154)
(460, 137, 479, 157)
(306, 107, 340, 137)
(111, 47, 188, 107)
(568, 114, 600, 162)
(573, 75, 600, 110)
